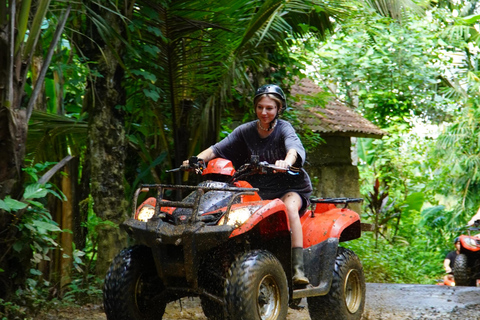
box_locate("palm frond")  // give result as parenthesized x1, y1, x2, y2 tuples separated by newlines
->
(27, 111, 87, 162)
(363, 0, 426, 20)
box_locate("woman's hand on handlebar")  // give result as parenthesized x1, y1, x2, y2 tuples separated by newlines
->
(272, 160, 299, 175)
(274, 159, 291, 170)
(166, 157, 204, 173)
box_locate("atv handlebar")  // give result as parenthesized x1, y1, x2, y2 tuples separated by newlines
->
(466, 219, 480, 233)
(166, 156, 299, 178)
(166, 156, 206, 174)
(229, 160, 299, 183)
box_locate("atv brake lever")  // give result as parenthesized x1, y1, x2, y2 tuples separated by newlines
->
(166, 157, 205, 174)
(261, 162, 299, 175)
(189, 156, 205, 174)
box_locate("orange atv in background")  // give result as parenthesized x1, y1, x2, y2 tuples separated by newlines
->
(436, 277, 455, 286)
(454, 221, 480, 286)
(103, 156, 366, 320)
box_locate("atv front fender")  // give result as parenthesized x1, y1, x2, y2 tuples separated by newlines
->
(301, 208, 361, 248)
(459, 234, 480, 252)
(228, 198, 290, 239)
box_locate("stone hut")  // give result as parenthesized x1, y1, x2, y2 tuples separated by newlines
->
(290, 78, 386, 212)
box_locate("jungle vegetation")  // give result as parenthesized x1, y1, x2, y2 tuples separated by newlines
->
(1, 0, 480, 317)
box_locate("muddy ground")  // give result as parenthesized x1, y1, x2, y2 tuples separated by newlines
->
(39, 283, 480, 320)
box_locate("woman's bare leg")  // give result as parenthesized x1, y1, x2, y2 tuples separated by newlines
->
(281, 192, 309, 285)
(281, 192, 303, 247)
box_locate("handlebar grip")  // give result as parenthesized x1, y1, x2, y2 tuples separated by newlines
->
(261, 162, 299, 175)
(189, 156, 199, 166)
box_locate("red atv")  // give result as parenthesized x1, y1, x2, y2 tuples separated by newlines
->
(435, 276, 455, 286)
(103, 157, 366, 320)
(454, 220, 480, 286)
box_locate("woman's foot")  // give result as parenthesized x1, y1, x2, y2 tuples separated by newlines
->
(292, 247, 309, 286)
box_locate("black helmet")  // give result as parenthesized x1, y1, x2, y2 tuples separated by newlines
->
(454, 237, 460, 244)
(254, 84, 287, 111)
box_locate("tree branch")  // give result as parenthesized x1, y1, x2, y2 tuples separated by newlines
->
(38, 155, 74, 185)
(26, 5, 71, 121)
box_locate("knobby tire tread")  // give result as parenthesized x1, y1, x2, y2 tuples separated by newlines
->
(308, 247, 365, 320)
(103, 245, 166, 320)
(225, 250, 288, 320)
(454, 253, 473, 286)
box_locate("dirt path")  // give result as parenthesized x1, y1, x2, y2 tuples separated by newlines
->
(39, 283, 480, 320)
(362, 283, 480, 320)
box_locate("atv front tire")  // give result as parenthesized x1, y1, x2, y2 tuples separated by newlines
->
(201, 296, 226, 320)
(103, 245, 166, 320)
(225, 250, 288, 320)
(454, 253, 473, 286)
(308, 247, 365, 320)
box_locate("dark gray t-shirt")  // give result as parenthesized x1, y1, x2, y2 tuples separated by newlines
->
(211, 119, 312, 200)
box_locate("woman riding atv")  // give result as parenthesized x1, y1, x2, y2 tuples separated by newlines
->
(183, 84, 312, 286)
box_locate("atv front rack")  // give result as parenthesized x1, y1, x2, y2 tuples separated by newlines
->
(133, 183, 259, 224)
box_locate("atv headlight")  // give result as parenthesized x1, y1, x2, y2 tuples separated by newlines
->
(219, 206, 261, 227)
(137, 205, 155, 222)
(464, 237, 478, 247)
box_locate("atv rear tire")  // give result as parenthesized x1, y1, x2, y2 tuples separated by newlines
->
(225, 250, 288, 320)
(103, 245, 166, 320)
(308, 247, 365, 320)
(454, 253, 473, 286)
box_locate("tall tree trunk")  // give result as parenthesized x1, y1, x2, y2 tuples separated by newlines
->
(0, 107, 28, 300)
(78, 1, 131, 277)
(0, 2, 30, 300)
(88, 79, 128, 276)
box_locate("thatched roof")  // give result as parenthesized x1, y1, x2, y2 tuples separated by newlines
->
(290, 78, 386, 139)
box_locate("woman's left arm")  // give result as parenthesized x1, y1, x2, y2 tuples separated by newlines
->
(275, 149, 297, 169)
(282, 121, 306, 166)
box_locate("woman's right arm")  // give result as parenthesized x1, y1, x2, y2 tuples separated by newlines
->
(197, 148, 216, 162)
(182, 148, 217, 166)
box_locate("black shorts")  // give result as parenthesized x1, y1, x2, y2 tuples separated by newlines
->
(260, 190, 311, 215)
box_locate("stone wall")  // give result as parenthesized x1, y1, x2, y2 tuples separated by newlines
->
(305, 136, 362, 213)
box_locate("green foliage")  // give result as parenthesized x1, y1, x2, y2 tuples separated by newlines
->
(10, 183, 65, 266)
(0, 268, 103, 319)
(0, 298, 27, 320)
(63, 243, 103, 306)
(0, 196, 28, 212)
(358, 123, 437, 202)
(307, 7, 456, 127)
(432, 101, 480, 223)
(346, 231, 446, 284)
(353, 118, 451, 283)
(63, 273, 103, 305)
(81, 195, 117, 262)
(7, 2, 480, 315)
(348, 199, 463, 285)
(120, 0, 353, 172)
(0, 162, 67, 317)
